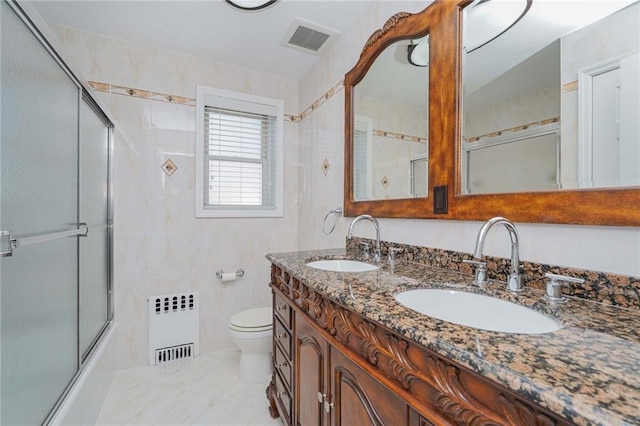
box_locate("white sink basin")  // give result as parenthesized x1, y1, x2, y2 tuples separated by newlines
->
(306, 259, 378, 273)
(394, 289, 561, 334)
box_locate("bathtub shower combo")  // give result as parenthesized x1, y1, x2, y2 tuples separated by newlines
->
(1, 1, 114, 424)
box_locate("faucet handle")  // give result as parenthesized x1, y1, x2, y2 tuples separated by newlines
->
(360, 242, 371, 259)
(388, 247, 402, 263)
(463, 260, 488, 285)
(544, 273, 585, 302)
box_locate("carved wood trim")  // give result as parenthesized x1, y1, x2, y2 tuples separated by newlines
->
(361, 12, 412, 57)
(499, 394, 559, 426)
(300, 334, 323, 356)
(270, 265, 573, 425)
(266, 379, 279, 419)
(288, 277, 499, 423)
(333, 305, 355, 346)
(356, 317, 383, 365)
(386, 336, 418, 389)
(334, 366, 386, 426)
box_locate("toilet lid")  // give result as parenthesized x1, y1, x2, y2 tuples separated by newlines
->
(229, 307, 272, 331)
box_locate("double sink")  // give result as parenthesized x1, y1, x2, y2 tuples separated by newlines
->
(306, 258, 562, 335)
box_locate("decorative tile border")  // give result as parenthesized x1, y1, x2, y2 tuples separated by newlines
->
(161, 159, 178, 177)
(466, 116, 560, 143)
(374, 129, 427, 144)
(562, 80, 578, 93)
(89, 81, 194, 105)
(293, 79, 345, 122)
(88, 79, 346, 122)
(346, 237, 640, 310)
(322, 158, 330, 176)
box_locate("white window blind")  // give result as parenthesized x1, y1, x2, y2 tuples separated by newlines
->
(353, 116, 373, 201)
(196, 86, 283, 218)
(204, 107, 276, 209)
(354, 128, 368, 200)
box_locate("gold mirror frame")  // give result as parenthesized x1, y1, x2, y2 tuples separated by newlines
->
(345, 0, 640, 226)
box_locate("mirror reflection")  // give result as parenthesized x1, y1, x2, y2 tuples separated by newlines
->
(461, 0, 639, 194)
(353, 36, 429, 201)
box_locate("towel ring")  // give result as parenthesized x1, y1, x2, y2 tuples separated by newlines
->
(322, 207, 343, 235)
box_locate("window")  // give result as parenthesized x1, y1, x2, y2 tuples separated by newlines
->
(196, 86, 284, 217)
(353, 115, 373, 201)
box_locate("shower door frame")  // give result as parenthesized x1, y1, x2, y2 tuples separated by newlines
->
(2, 0, 115, 423)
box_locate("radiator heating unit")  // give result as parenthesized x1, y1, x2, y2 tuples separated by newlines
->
(148, 292, 199, 365)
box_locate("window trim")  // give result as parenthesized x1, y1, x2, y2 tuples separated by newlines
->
(195, 85, 284, 218)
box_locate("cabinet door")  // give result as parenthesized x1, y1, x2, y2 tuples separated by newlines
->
(330, 347, 408, 426)
(409, 408, 436, 426)
(295, 318, 328, 426)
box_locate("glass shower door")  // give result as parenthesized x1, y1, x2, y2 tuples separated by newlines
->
(1, 2, 80, 424)
(78, 96, 111, 361)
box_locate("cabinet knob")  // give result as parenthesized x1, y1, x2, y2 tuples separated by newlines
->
(277, 362, 286, 368)
(317, 392, 326, 403)
(276, 333, 285, 340)
(324, 400, 334, 413)
(276, 305, 287, 311)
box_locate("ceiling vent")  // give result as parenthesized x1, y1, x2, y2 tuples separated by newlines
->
(281, 17, 339, 56)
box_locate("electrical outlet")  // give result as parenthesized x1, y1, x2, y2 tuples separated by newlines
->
(434, 185, 448, 214)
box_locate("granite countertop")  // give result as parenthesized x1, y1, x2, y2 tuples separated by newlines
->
(266, 248, 640, 426)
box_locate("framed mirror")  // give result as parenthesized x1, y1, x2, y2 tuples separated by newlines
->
(344, 3, 458, 218)
(345, 0, 640, 225)
(461, 0, 639, 194)
(454, 0, 640, 225)
(353, 36, 429, 202)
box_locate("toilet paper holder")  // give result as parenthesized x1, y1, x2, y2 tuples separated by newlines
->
(216, 268, 245, 280)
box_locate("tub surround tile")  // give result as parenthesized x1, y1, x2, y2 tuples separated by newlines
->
(267, 248, 640, 425)
(56, 24, 301, 369)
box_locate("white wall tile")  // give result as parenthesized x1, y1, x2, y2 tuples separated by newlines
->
(54, 1, 640, 371)
(57, 26, 299, 368)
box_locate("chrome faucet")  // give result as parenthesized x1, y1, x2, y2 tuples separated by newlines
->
(473, 217, 523, 292)
(347, 215, 381, 262)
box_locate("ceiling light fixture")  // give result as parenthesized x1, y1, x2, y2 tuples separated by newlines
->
(407, 35, 429, 67)
(464, 0, 531, 53)
(224, 0, 278, 11)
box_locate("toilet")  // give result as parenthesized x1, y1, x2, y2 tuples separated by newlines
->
(228, 307, 273, 384)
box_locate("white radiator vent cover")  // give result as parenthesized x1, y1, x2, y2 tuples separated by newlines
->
(281, 17, 338, 56)
(148, 292, 199, 365)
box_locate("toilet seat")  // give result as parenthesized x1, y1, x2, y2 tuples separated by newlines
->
(229, 307, 272, 332)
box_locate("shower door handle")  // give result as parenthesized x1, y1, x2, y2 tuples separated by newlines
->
(1, 223, 88, 257)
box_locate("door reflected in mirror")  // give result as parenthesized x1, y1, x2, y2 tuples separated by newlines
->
(461, 0, 639, 195)
(353, 36, 429, 201)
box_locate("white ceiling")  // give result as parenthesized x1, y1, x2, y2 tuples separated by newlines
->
(31, 0, 388, 80)
(32, 0, 637, 104)
(463, 0, 637, 97)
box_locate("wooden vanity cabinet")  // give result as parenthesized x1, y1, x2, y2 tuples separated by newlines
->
(296, 314, 409, 426)
(267, 265, 574, 426)
(269, 290, 294, 425)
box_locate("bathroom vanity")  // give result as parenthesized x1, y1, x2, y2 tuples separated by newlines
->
(265, 248, 640, 426)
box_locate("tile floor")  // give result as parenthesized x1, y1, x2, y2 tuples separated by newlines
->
(95, 348, 282, 425)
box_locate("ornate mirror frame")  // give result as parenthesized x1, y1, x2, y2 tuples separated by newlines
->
(345, 0, 640, 226)
(344, 2, 458, 219)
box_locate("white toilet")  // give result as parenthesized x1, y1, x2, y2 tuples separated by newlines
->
(228, 307, 273, 384)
